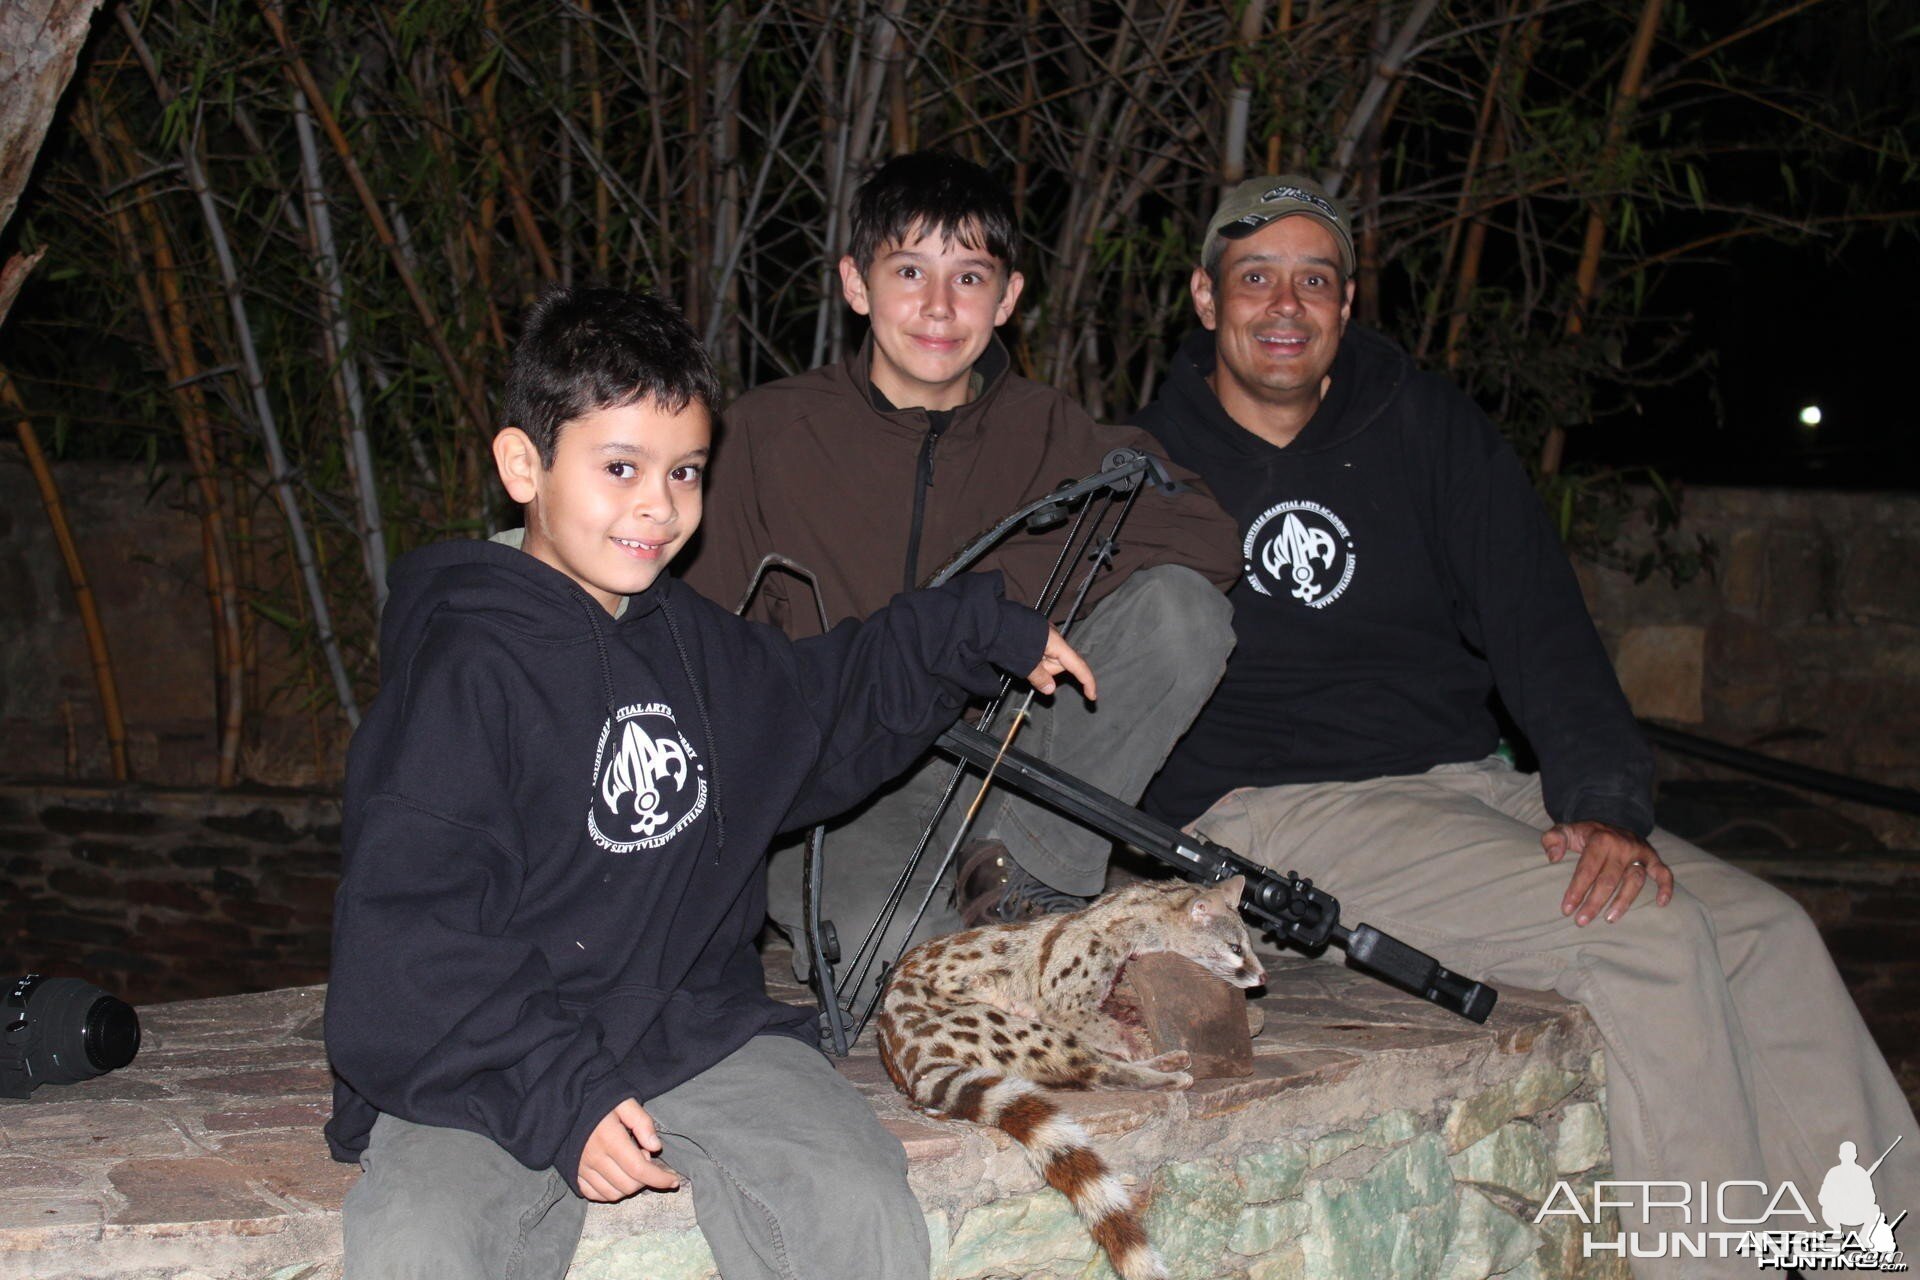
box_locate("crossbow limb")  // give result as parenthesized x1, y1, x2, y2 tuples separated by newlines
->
(735, 451, 1501, 1052)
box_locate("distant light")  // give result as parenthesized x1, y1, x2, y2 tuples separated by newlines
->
(1799, 404, 1823, 427)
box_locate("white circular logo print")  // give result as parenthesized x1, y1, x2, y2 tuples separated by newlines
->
(1242, 500, 1357, 608)
(588, 701, 708, 852)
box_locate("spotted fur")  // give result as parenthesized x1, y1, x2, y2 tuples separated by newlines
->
(876, 877, 1264, 1280)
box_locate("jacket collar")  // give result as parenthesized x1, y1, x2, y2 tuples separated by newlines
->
(843, 331, 1014, 438)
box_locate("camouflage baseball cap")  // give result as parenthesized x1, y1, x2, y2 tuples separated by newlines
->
(1201, 175, 1355, 277)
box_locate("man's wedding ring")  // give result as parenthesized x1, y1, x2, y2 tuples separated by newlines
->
(1627, 859, 1647, 871)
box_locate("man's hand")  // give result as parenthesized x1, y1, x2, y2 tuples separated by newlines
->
(1027, 626, 1097, 701)
(1542, 820, 1675, 926)
(578, 1098, 681, 1203)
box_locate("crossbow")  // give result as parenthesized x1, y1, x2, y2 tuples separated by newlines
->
(734, 450, 1497, 1055)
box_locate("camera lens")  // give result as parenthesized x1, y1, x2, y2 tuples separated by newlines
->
(83, 995, 141, 1072)
(30, 978, 141, 1085)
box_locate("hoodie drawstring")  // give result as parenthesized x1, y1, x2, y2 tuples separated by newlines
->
(570, 591, 621, 719)
(662, 594, 725, 863)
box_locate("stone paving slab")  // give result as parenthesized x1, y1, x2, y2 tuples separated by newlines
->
(0, 946, 1596, 1280)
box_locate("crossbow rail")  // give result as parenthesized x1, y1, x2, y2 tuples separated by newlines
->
(739, 451, 1500, 1048)
(933, 722, 1500, 1025)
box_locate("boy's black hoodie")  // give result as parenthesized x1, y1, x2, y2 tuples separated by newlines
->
(324, 540, 1044, 1191)
(1135, 326, 1653, 835)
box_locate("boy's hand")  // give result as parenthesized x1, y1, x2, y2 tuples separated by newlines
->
(1027, 626, 1096, 701)
(578, 1098, 682, 1202)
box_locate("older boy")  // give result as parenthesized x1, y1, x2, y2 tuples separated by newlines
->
(324, 287, 1092, 1279)
(684, 152, 1240, 968)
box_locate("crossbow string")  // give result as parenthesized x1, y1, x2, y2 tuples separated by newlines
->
(736, 450, 1165, 1051)
(734, 448, 1499, 1055)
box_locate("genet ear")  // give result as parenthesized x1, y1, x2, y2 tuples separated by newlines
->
(838, 256, 872, 316)
(492, 427, 542, 505)
(1190, 875, 1245, 922)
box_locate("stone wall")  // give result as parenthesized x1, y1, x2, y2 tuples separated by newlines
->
(1578, 487, 1920, 846)
(588, 1030, 1621, 1280)
(1, 960, 1627, 1280)
(0, 782, 338, 1003)
(0, 452, 334, 789)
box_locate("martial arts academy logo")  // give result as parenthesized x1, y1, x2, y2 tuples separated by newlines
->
(588, 701, 708, 853)
(1242, 500, 1356, 607)
(1535, 1135, 1906, 1270)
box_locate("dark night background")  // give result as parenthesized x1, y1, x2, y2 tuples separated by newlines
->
(1569, 234, 1920, 489)
(1568, 1, 1918, 491)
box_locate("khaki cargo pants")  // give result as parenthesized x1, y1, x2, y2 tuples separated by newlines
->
(1192, 757, 1918, 1280)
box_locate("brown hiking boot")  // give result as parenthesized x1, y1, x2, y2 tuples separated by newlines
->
(954, 839, 1090, 927)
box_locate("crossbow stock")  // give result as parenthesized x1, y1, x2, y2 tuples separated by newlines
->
(733, 449, 1498, 1055)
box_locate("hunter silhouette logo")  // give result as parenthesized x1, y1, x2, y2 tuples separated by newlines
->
(1810, 1138, 1904, 1264)
(1243, 500, 1356, 607)
(588, 701, 707, 853)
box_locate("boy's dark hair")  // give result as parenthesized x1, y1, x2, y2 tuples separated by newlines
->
(847, 151, 1018, 275)
(503, 286, 721, 466)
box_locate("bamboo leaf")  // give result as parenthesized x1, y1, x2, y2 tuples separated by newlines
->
(247, 598, 304, 630)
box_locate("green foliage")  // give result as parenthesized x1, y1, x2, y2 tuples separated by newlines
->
(6, 0, 1913, 731)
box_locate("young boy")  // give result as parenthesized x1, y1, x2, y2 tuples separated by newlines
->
(683, 151, 1240, 970)
(323, 286, 1092, 1280)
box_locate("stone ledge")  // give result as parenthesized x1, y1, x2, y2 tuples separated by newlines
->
(0, 953, 1622, 1280)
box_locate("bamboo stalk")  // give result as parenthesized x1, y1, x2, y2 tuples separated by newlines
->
(1542, 0, 1669, 476)
(558, 10, 576, 286)
(811, 0, 854, 367)
(1011, 0, 1041, 223)
(3, 370, 129, 782)
(583, 0, 611, 277)
(702, 12, 824, 353)
(233, 481, 260, 755)
(445, 54, 560, 284)
(1221, 0, 1270, 186)
(84, 98, 246, 785)
(1414, 0, 1521, 363)
(118, 7, 363, 727)
(1445, 4, 1545, 373)
(1324, 0, 1441, 197)
(1272, 0, 1294, 171)
(293, 85, 390, 613)
(706, 0, 740, 364)
(253, 0, 493, 444)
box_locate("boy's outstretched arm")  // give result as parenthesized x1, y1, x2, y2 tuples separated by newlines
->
(772, 571, 1087, 831)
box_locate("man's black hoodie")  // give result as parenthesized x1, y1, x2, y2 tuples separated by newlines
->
(324, 540, 1044, 1190)
(1135, 326, 1653, 835)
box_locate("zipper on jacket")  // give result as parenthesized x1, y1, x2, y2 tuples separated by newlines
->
(902, 412, 950, 591)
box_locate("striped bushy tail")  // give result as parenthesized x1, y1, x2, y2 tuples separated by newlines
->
(911, 1062, 1167, 1280)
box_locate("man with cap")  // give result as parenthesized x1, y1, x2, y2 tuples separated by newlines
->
(1133, 176, 1918, 1277)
